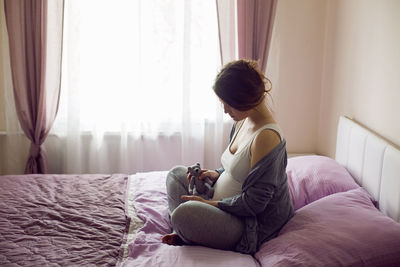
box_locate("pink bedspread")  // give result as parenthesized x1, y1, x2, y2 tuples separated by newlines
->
(0, 174, 129, 266)
(123, 170, 400, 267)
(123, 171, 260, 267)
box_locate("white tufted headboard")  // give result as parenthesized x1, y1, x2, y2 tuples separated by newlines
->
(335, 116, 400, 223)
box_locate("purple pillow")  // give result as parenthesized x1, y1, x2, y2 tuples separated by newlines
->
(255, 188, 400, 266)
(286, 155, 359, 210)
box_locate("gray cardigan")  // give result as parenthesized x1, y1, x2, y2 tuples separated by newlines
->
(217, 132, 294, 254)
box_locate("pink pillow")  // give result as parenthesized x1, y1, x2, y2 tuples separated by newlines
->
(256, 188, 400, 266)
(286, 155, 359, 210)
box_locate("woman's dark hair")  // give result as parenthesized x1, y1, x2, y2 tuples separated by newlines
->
(213, 59, 271, 111)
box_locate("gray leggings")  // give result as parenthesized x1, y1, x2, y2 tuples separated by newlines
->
(166, 166, 244, 250)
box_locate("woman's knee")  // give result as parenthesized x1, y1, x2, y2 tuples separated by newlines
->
(166, 166, 190, 214)
(166, 166, 189, 193)
(167, 166, 188, 183)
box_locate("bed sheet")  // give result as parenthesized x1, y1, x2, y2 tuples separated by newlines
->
(122, 171, 260, 267)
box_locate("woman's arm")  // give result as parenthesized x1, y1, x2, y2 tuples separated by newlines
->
(181, 195, 219, 207)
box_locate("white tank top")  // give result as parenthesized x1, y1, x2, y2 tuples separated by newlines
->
(211, 122, 283, 201)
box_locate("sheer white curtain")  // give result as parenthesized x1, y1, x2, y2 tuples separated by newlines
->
(50, 0, 231, 174)
(216, 0, 238, 65)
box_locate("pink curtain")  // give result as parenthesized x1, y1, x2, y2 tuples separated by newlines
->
(236, 0, 277, 73)
(4, 0, 64, 174)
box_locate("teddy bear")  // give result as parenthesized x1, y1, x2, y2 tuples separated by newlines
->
(187, 162, 215, 200)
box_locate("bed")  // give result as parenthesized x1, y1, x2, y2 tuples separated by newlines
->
(1, 116, 400, 266)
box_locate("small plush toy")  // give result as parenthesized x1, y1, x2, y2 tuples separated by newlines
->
(187, 163, 214, 200)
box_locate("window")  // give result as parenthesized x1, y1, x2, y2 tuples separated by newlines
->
(54, 0, 223, 135)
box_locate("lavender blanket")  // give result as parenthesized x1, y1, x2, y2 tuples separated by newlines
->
(0, 174, 129, 266)
(122, 171, 260, 267)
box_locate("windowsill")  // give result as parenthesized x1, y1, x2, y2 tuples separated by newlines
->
(0, 131, 24, 135)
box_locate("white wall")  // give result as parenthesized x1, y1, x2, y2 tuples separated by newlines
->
(269, 0, 400, 158)
(267, 0, 326, 154)
(318, 0, 400, 157)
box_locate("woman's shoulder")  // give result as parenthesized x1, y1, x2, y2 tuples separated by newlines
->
(253, 129, 281, 151)
(250, 128, 281, 168)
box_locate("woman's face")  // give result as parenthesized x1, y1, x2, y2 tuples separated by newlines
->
(220, 100, 248, 121)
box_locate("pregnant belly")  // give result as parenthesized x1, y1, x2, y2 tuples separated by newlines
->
(211, 172, 243, 201)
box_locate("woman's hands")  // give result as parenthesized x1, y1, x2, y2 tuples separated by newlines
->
(181, 195, 219, 207)
(186, 169, 220, 183)
(184, 168, 220, 207)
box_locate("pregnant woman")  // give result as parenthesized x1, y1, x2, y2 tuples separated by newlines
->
(162, 59, 294, 254)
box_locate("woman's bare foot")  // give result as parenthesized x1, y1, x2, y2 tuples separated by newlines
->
(161, 233, 185, 246)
